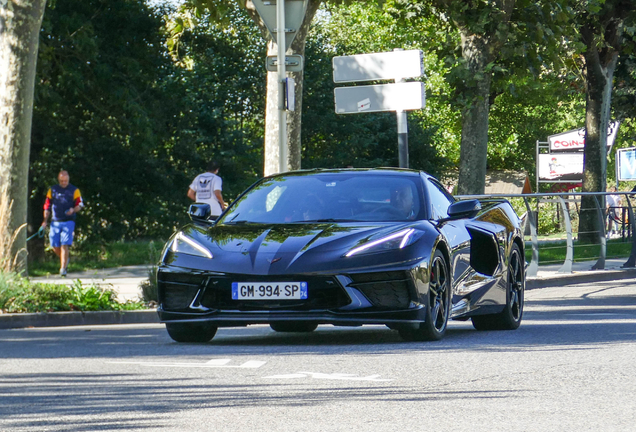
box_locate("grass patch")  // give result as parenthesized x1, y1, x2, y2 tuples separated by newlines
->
(0, 270, 146, 313)
(526, 237, 633, 264)
(28, 239, 164, 277)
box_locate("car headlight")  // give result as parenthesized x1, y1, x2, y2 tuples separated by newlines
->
(345, 228, 422, 257)
(170, 232, 213, 259)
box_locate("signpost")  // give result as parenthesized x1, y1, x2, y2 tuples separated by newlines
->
(332, 50, 425, 168)
(252, 0, 308, 173)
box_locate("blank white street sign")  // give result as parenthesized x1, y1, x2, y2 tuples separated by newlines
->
(334, 82, 425, 114)
(332, 50, 424, 83)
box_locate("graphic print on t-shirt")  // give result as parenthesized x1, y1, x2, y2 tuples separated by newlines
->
(198, 178, 212, 199)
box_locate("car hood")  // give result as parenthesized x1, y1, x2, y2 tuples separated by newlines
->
(173, 222, 433, 275)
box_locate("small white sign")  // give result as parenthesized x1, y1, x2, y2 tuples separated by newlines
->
(357, 98, 371, 111)
(333, 50, 424, 83)
(538, 153, 584, 181)
(335, 82, 425, 114)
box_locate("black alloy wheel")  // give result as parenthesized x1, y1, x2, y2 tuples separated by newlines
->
(270, 322, 319, 333)
(165, 322, 218, 343)
(472, 243, 524, 331)
(399, 249, 450, 341)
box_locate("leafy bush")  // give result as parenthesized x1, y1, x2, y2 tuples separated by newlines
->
(0, 271, 145, 313)
(139, 265, 158, 304)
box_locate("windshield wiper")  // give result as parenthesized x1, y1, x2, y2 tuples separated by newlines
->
(305, 218, 358, 223)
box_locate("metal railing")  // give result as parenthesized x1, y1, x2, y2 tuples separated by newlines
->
(457, 192, 636, 277)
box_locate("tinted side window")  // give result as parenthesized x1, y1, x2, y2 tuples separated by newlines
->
(427, 179, 454, 219)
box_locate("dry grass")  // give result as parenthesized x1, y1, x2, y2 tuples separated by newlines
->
(0, 192, 26, 273)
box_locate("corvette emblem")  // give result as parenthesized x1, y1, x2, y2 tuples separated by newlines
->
(268, 257, 282, 264)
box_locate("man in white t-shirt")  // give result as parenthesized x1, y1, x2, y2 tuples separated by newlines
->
(187, 161, 226, 217)
(606, 186, 622, 236)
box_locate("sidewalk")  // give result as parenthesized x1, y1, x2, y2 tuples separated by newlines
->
(27, 258, 636, 296)
(527, 257, 636, 288)
(2, 259, 636, 330)
(0, 265, 157, 330)
(28, 265, 153, 302)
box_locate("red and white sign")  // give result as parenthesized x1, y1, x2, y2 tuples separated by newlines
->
(538, 153, 584, 181)
(548, 121, 620, 152)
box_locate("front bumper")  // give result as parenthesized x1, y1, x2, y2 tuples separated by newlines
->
(157, 307, 426, 327)
(157, 264, 427, 326)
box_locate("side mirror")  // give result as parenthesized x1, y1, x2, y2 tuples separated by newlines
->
(188, 203, 212, 224)
(447, 199, 482, 220)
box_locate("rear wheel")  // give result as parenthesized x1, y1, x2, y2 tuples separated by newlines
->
(270, 322, 318, 333)
(399, 250, 450, 341)
(472, 243, 524, 331)
(165, 322, 218, 343)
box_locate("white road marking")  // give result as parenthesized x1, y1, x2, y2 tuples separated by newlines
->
(264, 372, 392, 382)
(106, 359, 267, 369)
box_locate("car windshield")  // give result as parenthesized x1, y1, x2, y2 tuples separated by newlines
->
(219, 173, 424, 224)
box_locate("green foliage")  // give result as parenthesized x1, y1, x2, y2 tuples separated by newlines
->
(31, 0, 191, 242)
(0, 271, 144, 313)
(139, 265, 158, 303)
(25, 0, 636, 253)
(302, 3, 452, 174)
(30, 0, 266, 252)
(528, 238, 633, 264)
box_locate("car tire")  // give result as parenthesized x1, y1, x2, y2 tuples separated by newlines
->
(399, 250, 450, 342)
(165, 322, 218, 343)
(270, 322, 318, 333)
(472, 243, 524, 331)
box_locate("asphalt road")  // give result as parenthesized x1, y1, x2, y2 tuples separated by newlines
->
(1, 278, 635, 432)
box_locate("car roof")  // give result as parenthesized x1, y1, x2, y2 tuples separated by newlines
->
(267, 167, 430, 179)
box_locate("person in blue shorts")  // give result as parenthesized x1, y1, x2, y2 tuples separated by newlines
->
(41, 170, 84, 276)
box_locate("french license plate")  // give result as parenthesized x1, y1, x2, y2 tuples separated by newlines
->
(231, 282, 308, 300)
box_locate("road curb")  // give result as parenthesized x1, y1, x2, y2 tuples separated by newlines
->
(527, 268, 636, 289)
(0, 309, 159, 330)
(3, 268, 636, 330)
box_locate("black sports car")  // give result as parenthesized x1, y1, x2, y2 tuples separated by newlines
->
(157, 168, 525, 342)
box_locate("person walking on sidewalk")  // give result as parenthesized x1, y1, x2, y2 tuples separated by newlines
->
(187, 160, 226, 219)
(607, 186, 622, 238)
(41, 170, 84, 277)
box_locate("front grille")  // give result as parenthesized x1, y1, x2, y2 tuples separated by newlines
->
(348, 271, 412, 309)
(200, 275, 350, 311)
(157, 271, 206, 311)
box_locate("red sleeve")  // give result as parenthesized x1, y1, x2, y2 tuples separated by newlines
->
(43, 189, 52, 210)
(73, 188, 84, 208)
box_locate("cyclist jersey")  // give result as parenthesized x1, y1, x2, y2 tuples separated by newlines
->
(44, 184, 83, 222)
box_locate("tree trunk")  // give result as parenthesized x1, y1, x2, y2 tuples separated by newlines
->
(456, 29, 492, 196)
(578, 22, 620, 244)
(246, 0, 319, 176)
(0, 0, 47, 273)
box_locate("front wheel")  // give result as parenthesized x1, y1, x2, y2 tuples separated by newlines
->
(270, 322, 318, 333)
(165, 322, 218, 343)
(472, 243, 524, 331)
(399, 250, 450, 341)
